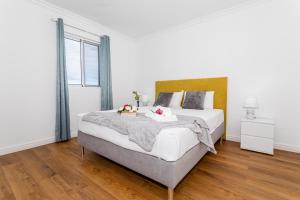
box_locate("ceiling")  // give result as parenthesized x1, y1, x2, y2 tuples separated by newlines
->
(46, 0, 252, 38)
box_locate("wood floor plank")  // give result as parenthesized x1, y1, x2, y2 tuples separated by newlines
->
(46, 142, 160, 200)
(17, 149, 84, 200)
(33, 146, 118, 200)
(0, 153, 21, 167)
(0, 140, 299, 200)
(73, 151, 168, 200)
(0, 167, 15, 200)
(2, 163, 52, 200)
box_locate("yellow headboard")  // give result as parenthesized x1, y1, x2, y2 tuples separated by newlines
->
(155, 77, 228, 139)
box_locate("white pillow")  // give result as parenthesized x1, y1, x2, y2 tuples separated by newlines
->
(204, 91, 214, 109)
(169, 91, 184, 108)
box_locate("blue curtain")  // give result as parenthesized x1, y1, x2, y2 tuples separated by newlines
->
(55, 18, 71, 142)
(99, 35, 113, 110)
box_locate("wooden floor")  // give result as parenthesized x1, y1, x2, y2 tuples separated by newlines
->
(0, 140, 299, 200)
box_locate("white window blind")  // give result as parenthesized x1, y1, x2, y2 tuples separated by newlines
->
(65, 37, 100, 87)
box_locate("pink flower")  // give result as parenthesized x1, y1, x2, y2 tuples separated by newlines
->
(155, 108, 163, 115)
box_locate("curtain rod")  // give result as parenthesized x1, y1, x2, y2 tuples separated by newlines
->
(65, 32, 100, 44)
(51, 18, 101, 38)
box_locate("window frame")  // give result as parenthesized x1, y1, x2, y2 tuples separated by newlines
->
(65, 35, 100, 87)
(82, 41, 100, 87)
(64, 37, 82, 86)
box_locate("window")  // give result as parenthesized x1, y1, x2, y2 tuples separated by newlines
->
(83, 42, 99, 86)
(65, 38, 81, 85)
(65, 37, 100, 86)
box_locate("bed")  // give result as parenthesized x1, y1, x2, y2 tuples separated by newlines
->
(78, 77, 228, 200)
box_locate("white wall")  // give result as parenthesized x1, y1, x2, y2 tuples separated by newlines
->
(1, 0, 299, 155)
(136, 0, 300, 152)
(0, 0, 138, 155)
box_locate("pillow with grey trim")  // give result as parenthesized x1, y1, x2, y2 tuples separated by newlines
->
(182, 91, 206, 110)
(153, 92, 174, 107)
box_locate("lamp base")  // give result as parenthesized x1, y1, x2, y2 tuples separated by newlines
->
(246, 109, 256, 120)
(142, 102, 148, 106)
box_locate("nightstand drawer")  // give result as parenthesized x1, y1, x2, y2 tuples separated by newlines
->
(241, 135, 274, 155)
(241, 122, 274, 138)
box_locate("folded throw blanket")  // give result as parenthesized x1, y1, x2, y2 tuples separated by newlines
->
(82, 112, 216, 153)
(145, 106, 178, 122)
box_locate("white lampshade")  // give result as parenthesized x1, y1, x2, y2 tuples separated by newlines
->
(244, 97, 258, 109)
(141, 95, 149, 104)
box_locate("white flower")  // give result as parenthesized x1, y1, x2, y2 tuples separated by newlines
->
(118, 107, 124, 111)
(125, 106, 131, 111)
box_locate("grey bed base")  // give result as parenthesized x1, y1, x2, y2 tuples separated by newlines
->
(78, 123, 224, 200)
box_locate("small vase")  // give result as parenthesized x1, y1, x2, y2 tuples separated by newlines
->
(137, 100, 140, 108)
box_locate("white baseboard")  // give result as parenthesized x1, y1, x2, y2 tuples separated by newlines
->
(0, 133, 78, 156)
(226, 134, 241, 142)
(274, 143, 300, 153)
(71, 131, 78, 138)
(0, 137, 55, 156)
(1, 133, 298, 156)
(226, 134, 300, 153)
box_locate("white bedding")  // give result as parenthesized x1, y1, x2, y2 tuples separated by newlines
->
(78, 107, 224, 162)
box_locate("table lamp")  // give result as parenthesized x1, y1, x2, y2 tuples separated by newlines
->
(244, 97, 258, 120)
(141, 95, 150, 106)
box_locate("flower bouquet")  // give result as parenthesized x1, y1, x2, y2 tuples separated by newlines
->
(117, 104, 138, 117)
(132, 91, 140, 107)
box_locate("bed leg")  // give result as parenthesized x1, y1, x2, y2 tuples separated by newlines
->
(81, 146, 85, 160)
(168, 188, 174, 200)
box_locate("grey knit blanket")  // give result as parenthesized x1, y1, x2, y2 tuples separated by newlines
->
(82, 112, 216, 153)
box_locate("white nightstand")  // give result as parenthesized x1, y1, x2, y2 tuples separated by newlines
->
(241, 117, 275, 155)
